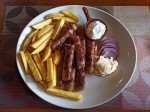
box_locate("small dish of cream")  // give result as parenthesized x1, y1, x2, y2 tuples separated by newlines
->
(83, 7, 107, 40)
(86, 21, 106, 40)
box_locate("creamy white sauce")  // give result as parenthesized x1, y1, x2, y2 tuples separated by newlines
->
(87, 21, 106, 40)
(94, 56, 118, 76)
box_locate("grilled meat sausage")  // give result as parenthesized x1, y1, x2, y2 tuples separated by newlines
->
(71, 35, 85, 69)
(64, 69, 75, 91)
(62, 44, 75, 81)
(56, 49, 64, 88)
(85, 40, 95, 73)
(75, 68, 85, 91)
(52, 24, 77, 50)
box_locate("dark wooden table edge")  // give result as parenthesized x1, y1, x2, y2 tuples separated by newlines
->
(0, 6, 6, 45)
(0, 109, 149, 112)
(0, 0, 150, 6)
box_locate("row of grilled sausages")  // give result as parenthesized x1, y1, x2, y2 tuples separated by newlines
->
(52, 23, 95, 91)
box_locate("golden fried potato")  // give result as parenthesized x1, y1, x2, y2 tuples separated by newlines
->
(19, 51, 30, 74)
(41, 47, 52, 62)
(52, 63, 57, 87)
(47, 57, 56, 88)
(52, 16, 76, 23)
(31, 39, 51, 55)
(22, 30, 38, 52)
(25, 51, 42, 81)
(61, 10, 79, 22)
(33, 53, 47, 80)
(51, 19, 65, 39)
(53, 50, 61, 65)
(45, 13, 65, 20)
(46, 88, 83, 101)
(31, 33, 37, 43)
(30, 28, 54, 49)
(37, 25, 54, 38)
(32, 19, 52, 29)
(47, 57, 53, 82)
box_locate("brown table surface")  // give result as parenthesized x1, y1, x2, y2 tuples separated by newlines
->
(0, 0, 150, 112)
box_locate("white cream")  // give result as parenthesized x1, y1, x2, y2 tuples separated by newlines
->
(94, 56, 118, 76)
(87, 21, 106, 40)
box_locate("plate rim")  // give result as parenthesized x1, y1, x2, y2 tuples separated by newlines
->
(16, 5, 137, 109)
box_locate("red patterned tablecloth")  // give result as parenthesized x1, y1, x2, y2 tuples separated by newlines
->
(0, 6, 150, 110)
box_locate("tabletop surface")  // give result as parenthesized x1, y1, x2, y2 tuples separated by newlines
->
(0, 1, 150, 112)
(0, 0, 150, 5)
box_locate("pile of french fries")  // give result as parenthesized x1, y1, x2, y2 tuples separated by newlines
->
(19, 10, 83, 101)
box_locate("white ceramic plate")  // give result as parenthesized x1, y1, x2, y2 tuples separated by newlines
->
(16, 5, 137, 109)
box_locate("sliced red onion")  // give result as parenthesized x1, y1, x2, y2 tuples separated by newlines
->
(98, 38, 119, 60)
(99, 43, 118, 51)
(100, 38, 117, 45)
(99, 47, 118, 55)
(101, 51, 117, 60)
(102, 47, 118, 55)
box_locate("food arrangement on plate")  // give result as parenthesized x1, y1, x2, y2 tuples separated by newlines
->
(19, 7, 119, 101)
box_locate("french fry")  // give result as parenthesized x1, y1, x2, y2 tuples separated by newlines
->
(19, 51, 30, 74)
(46, 88, 83, 101)
(53, 50, 61, 65)
(22, 30, 38, 52)
(32, 19, 52, 29)
(33, 53, 47, 80)
(41, 47, 52, 62)
(45, 13, 65, 20)
(52, 16, 76, 23)
(32, 33, 37, 42)
(37, 25, 54, 39)
(52, 63, 57, 87)
(30, 28, 54, 49)
(31, 39, 51, 55)
(61, 10, 79, 22)
(47, 57, 53, 82)
(51, 19, 65, 39)
(25, 51, 42, 81)
(47, 62, 57, 88)
(31, 30, 40, 42)
(47, 57, 56, 88)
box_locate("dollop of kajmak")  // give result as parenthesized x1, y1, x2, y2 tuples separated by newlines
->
(87, 21, 106, 40)
(94, 56, 118, 76)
